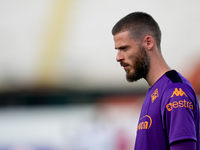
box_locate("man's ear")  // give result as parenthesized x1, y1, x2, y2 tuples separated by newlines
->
(142, 36, 154, 51)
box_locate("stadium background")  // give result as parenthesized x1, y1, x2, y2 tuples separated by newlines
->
(0, 0, 200, 149)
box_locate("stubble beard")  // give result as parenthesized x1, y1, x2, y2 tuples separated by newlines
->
(126, 46, 150, 82)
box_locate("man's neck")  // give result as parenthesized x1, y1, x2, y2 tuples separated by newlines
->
(145, 55, 171, 87)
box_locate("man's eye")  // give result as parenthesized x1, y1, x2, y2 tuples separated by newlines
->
(116, 46, 128, 51)
(122, 47, 127, 51)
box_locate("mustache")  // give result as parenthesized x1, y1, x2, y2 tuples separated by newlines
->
(120, 62, 129, 67)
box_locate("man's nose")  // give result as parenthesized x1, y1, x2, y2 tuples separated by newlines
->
(116, 51, 124, 62)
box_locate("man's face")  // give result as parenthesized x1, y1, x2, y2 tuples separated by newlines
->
(114, 31, 150, 82)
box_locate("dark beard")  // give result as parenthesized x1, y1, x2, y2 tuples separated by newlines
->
(126, 46, 150, 82)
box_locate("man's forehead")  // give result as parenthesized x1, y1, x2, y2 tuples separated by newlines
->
(114, 30, 131, 39)
(114, 31, 136, 48)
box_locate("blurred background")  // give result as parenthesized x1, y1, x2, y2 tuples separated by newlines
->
(0, 0, 200, 149)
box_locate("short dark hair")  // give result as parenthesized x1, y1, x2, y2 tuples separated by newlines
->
(112, 12, 161, 49)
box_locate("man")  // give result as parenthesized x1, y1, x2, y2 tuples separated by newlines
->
(112, 12, 199, 150)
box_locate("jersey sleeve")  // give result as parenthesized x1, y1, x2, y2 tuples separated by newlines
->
(161, 83, 197, 144)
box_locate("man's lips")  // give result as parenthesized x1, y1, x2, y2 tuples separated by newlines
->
(120, 62, 129, 70)
(123, 66, 128, 69)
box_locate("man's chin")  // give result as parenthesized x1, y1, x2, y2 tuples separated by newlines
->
(126, 73, 142, 82)
(126, 78, 141, 82)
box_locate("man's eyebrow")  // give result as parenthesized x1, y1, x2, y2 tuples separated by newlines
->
(115, 45, 129, 50)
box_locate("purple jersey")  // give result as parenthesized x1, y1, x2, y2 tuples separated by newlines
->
(134, 70, 199, 150)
